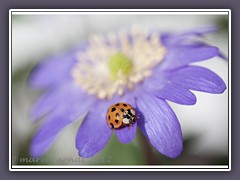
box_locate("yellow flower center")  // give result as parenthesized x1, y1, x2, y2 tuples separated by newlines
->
(108, 52, 133, 80)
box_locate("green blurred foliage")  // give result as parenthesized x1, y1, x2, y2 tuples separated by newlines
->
(215, 15, 229, 33)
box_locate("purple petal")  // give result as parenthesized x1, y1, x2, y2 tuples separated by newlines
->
(180, 26, 217, 37)
(169, 66, 227, 93)
(139, 70, 196, 105)
(115, 123, 137, 144)
(156, 84, 196, 105)
(160, 44, 219, 70)
(161, 26, 217, 47)
(31, 96, 95, 157)
(29, 53, 76, 89)
(136, 93, 183, 158)
(30, 83, 87, 121)
(76, 101, 113, 158)
(28, 44, 88, 89)
(30, 135, 56, 158)
(218, 51, 228, 61)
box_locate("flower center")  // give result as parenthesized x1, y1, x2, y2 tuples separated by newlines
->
(108, 52, 133, 80)
(71, 26, 166, 100)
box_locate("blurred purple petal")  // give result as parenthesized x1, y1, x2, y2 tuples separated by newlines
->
(31, 96, 95, 156)
(30, 83, 88, 121)
(160, 44, 219, 70)
(180, 26, 217, 36)
(76, 101, 113, 158)
(29, 53, 76, 89)
(218, 51, 228, 61)
(161, 26, 217, 47)
(30, 135, 56, 158)
(170, 66, 227, 93)
(115, 122, 137, 144)
(28, 43, 88, 89)
(156, 84, 196, 105)
(136, 93, 183, 158)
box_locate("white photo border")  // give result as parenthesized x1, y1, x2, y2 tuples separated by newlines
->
(9, 9, 231, 171)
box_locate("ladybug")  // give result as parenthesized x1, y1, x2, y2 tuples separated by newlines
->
(106, 103, 136, 129)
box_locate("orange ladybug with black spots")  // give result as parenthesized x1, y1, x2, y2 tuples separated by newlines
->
(106, 103, 136, 129)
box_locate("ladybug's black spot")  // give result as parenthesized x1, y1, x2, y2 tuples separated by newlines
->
(110, 123, 114, 129)
(115, 103, 120, 106)
(108, 115, 110, 120)
(111, 107, 116, 112)
(120, 108, 124, 112)
(115, 120, 119, 123)
(123, 104, 127, 107)
(116, 113, 119, 117)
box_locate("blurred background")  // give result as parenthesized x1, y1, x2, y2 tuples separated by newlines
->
(11, 13, 229, 165)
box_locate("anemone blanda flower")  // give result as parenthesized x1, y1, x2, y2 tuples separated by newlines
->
(29, 26, 227, 159)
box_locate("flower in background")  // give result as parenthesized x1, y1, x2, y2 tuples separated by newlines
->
(29, 26, 226, 158)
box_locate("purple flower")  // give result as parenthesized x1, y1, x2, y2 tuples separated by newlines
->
(29, 26, 226, 159)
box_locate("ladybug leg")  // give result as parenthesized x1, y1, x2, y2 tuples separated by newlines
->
(128, 124, 132, 129)
(136, 114, 140, 120)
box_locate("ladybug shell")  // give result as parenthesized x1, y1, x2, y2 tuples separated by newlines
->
(106, 103, 136, 129)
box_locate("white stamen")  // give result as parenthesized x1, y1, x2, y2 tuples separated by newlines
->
(71, 26, 166, 100)
(143, 70, 152, 77)
(117, 88, 124, 96)
(98, 89, 107, 99)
